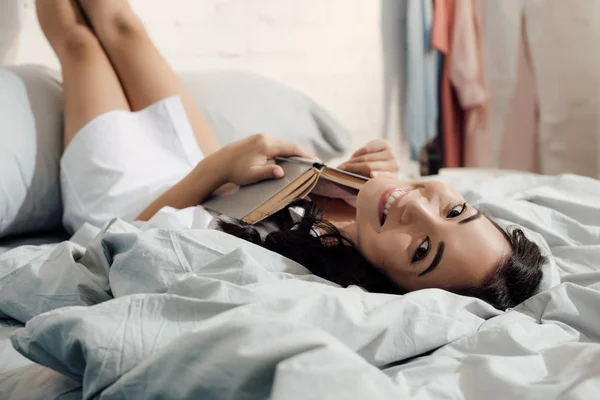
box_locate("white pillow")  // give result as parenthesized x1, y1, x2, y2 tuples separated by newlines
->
(0, 66, 352, 238)
(0, 65, 64, 238)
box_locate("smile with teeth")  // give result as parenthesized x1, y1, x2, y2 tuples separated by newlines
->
(381, 189, 411, 224)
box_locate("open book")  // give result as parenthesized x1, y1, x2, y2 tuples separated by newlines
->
(201, 157, 368, 224)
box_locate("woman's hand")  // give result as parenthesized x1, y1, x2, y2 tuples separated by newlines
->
(138, 134, 312, 221)
(219, 133, 314, 186)
(338, 139, 401, 178)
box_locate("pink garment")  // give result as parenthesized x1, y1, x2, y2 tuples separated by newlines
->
(450, 0, 486, 110)
(484, 1, 538, 172)
(432, 0, 463, 168)
(498, 21, 538, 172)
(451, 0, 492, 168)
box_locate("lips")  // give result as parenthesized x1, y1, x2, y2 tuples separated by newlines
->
(378, 188, 411, 224)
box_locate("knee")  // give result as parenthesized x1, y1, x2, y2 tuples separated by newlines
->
(59, 26, 101, 59)
(100, 8, 146, 43)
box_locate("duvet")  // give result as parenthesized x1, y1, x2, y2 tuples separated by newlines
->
(1, 173, 600, 399)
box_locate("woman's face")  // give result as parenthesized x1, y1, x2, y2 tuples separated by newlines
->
(348, 177, 511, 292)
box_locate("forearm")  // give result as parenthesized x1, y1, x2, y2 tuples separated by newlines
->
(136, 153, 227, 221)
(136, 133, 313, 221)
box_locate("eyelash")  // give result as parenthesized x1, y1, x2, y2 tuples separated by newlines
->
(412, 238, 430, 262)
(447, 202, 467, 219)
(412, 203, 467, 263)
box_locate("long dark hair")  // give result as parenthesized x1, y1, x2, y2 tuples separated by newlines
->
(216, 200, 545, 309)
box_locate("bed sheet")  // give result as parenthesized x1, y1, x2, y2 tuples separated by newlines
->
(0, 230, 69, 256)
(1, 320, 29, 373)
(0, 320, 81, 400)
(0, 172, 599, 398)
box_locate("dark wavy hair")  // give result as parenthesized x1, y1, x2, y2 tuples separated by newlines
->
(216, 199, 545, 309)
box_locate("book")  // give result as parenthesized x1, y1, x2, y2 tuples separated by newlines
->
(201, 157, 368, 224)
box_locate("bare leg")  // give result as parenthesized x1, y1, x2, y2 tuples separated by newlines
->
(36, 0, 130, 149)
(77, 0, 221, 156)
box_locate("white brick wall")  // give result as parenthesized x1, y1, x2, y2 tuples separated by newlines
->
(2, 0, 413, 170)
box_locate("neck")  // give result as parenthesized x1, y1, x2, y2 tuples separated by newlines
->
(336, 220, 358, 244)
(310, 195, 358, 243)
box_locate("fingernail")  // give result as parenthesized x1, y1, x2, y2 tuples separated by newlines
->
(274, 168, 284, 178)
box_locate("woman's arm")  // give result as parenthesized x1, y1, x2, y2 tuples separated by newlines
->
(136, 134, 313, 221)
(136, 152, 227, 221)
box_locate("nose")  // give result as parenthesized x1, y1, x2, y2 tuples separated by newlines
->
(399, 191, 436, 226)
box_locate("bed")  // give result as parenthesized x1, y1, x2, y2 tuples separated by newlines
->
(2, 66, 600, 399)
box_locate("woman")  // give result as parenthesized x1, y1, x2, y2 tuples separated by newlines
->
(38, 0, 544, 310)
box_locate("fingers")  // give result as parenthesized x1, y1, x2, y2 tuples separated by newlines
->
(351, 139, 390, 157)
(266, 139, 314, 160)
(370, 171, 398, 179)
(250, 164, 285, 183)
(338, 162, 371, 177)
(339, 160, 400, 178)
(271, 165, 285, 178)
(340, 150, 390, 165)
(247, 133, 314, 159)
(338, 161, 390, 177)
(340, 139, 401, 178)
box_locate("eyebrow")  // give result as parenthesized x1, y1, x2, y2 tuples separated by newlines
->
(418, 241, 445, 277)
(417, 210, 481, 277)
(459, 210, 482, 225)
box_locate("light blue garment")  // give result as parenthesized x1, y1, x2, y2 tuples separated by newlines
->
(404, 0, 441, 160)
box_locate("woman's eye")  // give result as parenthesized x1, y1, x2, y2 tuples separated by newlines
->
(446, 203, 467, 218)
(412, 238, 430, 262)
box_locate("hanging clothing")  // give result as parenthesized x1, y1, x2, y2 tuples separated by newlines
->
(452, 0, 491, 168)
(530, 0, 600, 177)
(485, 0, 600, 177)
(431, 0, 463, 168)
(484, 0, 538, 172)
(404, 0, 440, 161)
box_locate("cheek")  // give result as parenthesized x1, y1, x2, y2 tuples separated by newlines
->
(358, 229, 409, 275)
(357, 225, 382, 267)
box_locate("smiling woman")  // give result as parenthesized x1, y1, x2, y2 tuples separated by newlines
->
(37, 0, 544, 310)
(349, 178, 516, 293)
(218, 177, 546, 310)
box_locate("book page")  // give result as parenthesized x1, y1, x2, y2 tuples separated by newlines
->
(310, 179, 358, 207)
(320, 167, 367, 190)
(244, 171, 319, 224)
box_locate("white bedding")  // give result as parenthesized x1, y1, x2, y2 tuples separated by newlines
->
(0, 321, 80, 400)
(0, 173, 599, 399)
(0, 321, 28, 374)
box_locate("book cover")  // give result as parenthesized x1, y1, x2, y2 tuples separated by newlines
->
(201, 157, 367, 223)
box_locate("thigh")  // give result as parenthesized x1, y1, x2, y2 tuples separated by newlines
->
(106, 40, 220, 155)
(58, 30, 131, 148)
(77, 1, 221, 156)
(37, 0, 130, 148)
